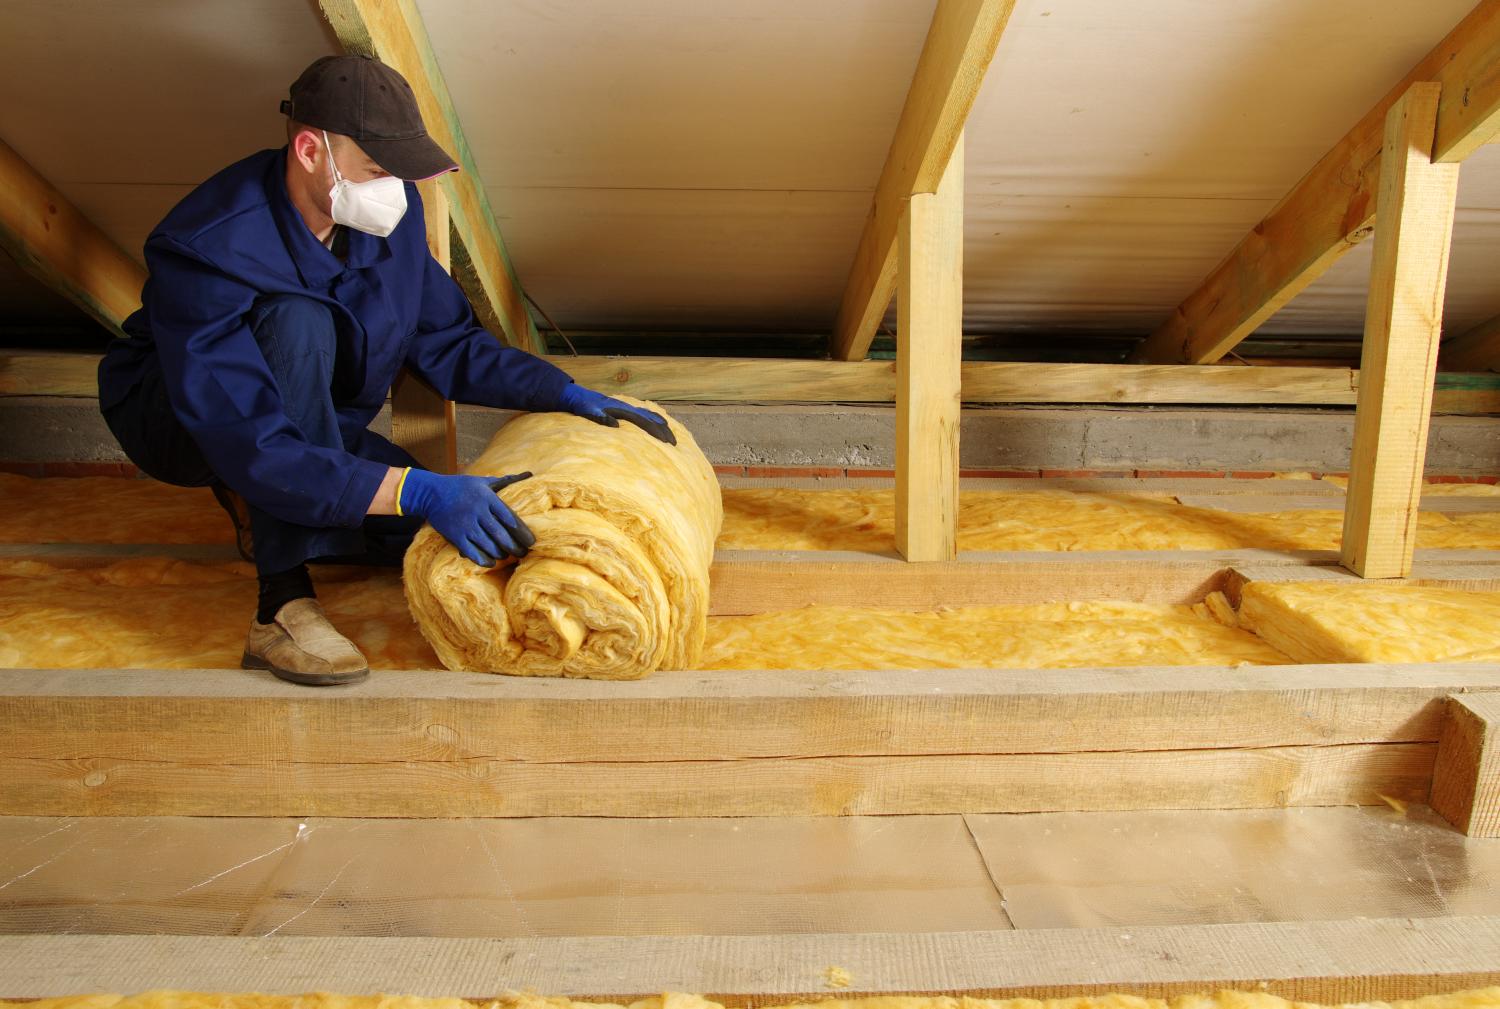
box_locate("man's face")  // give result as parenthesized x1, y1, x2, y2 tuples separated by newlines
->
(290, 128, 391, 218)
(325, 136, 389, 185)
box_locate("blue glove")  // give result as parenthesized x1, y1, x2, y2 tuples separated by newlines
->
(398, 468, 535, 567)
(558, 384, 677, 445)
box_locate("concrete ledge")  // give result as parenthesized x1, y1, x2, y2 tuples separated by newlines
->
(3, 397, 1499, 473)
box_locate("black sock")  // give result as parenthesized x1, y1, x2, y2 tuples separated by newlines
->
(256, 564, 315, 623)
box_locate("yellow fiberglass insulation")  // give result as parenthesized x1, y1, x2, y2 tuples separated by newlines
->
(402, 399, 723, 679)
(1235, 581, 1500, 664)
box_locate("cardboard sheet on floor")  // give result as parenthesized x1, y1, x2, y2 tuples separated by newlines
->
(0, 815, 1007, 938)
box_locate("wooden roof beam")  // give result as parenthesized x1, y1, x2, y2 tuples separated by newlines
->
(828, 0, 1015, 361)
(318, 0, 542, 353)
(0, 139, 144, 337)
(1129, 0, 1500, 365)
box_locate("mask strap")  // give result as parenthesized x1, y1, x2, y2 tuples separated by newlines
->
(322, 130, 344, 186)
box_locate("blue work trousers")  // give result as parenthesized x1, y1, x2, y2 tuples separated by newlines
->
(101, 294, 421, 575)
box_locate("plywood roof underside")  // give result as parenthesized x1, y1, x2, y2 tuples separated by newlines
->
(1, 0, 1496, 356)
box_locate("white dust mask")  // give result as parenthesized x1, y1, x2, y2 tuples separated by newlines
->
(323, 130, 407, 238)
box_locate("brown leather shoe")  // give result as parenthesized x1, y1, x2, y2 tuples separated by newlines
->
(242, 598, 369, 686)
(211, 483, 255, 563)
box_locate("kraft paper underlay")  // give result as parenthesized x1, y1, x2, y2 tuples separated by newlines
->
(5, 989, 1500, 1009)
(402, 400, 723, 679)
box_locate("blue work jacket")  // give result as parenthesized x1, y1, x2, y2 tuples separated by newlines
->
(98, 146, 572, 530)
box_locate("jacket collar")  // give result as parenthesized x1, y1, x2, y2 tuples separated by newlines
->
(267, 146, 393, 287)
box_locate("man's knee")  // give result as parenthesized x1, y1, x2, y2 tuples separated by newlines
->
(249, 295, 335, 376)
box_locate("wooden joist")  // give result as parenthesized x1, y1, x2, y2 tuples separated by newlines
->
(13, 351, 1500, 412)
(1, 662, 1489, 818)
(1342, 84, 1461, 580)
(4, 918, 1500, 1001)
(709, 548, 1245, 612)
(1430, 691, 1500, 836)
(1129, 0, 1500, 366)
(318, 0, 541, 353)
(389, 179, 458, 472)
(0, 139, 144, 337)
(896, 132, 964, 561)
(829, 0, 1014, 361)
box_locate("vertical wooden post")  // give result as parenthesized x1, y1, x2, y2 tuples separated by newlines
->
(895, 132, 964, 562)
(1430, 692, 1500, 837)
(1340, 84, 1460, 578)
(391, 179, 459, 474)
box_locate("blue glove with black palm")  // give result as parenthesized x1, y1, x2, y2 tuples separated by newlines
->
(557, 383, 677, 445)
(397, 468, 535, 567)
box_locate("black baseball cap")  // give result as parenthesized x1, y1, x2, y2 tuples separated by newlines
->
(280, 54, 459, 181)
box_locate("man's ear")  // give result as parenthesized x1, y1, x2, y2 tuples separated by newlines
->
(289, 128, 322, 174)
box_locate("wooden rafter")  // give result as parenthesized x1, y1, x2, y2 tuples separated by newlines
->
(318, 0, 541, 354)
(829, 0, 1015, 361)
(0, 139, 144, 337)
(1129, 0, 1500, 365)
(1340, 84, 1461, 579)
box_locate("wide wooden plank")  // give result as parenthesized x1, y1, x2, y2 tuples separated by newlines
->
(7, 663, 1493, 765)
(0, 139, 144, 336)
(317, 0, 540, 352)
(896, 132, 964, 561)
(1431, 691, 1500, 836)
(390, 179, 457, 472)
(4, 919, 1499, 1001)
(830, 0, 1015, 361)
(0, 740, 1435, 818)
(709, 549, 1240, 610)
(1342, 84, 1462, 579)
(11, 351, 1500, 412)
(1129, 0, 1500, 365)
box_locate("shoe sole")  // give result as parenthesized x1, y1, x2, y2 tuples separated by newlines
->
(241, 649, 369, 687)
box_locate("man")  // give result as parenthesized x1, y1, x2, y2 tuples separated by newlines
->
(98, 54, 674, 687)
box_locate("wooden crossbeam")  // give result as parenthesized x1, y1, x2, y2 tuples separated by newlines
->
(0, 139, 144, 337)
(1431, 691, 1500, 836)
(390, 179, 458, 472)
(318, 0, 541, 353)
(1129, 0, 1500, 366)
(896, 132, 964, 561)
(13, 351, 1500, 413)
(829, 0, 1014, 361)
(1341, 84, 1461, 579)
(1441, 311, 1500, 372)
(0, 662, 1476, 818)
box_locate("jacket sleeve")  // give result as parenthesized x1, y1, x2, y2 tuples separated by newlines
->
(404, 249, 575, 411)
(144, 236, 389, 528)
